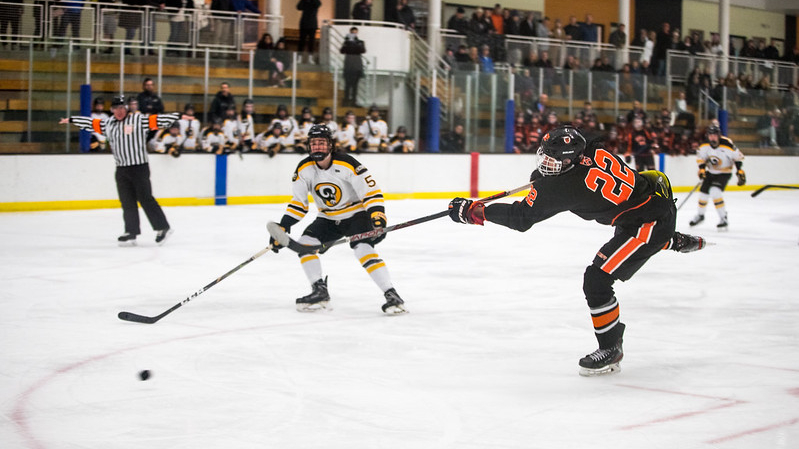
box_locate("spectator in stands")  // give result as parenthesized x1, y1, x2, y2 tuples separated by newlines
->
(489, 4, 503, 35)
(296, 0, 321, 63)
(179, 104, 201, 151)
(447, 7, 469, 35)
(609, 23, 626, 49)
(652, 22, 671, 76)
(764, 39, 780, 61)
(522, 49, 538, 67)
(536, 16, 552, 40)
(631, 28, 647, 47)
(137, 78, 165, 116)
(393, 0, 416, 31)
(166, 0, 194, 55)
(505, 10, 520, 36)
(709, 33, 723, 56)
(551, 18, 565, 40)
(54, 0, 83, 47)
(512, 116, 531, 153)
(640, 30, 654, 65)
(672, 91, 695, 130)
(119, 0, 142, 55)
(255, 32, 274, 66)
(532, 93, 549, 116)
(515, 68, 534, 108)
(0, 2, 22, 50)
(211, 0, 235, 49)
(785, 47, 799, 65)
(527, 115, 544, 148)
(341, 27, 366, 106)
(352, 0, 372, 21)
(440, 124, 465, 153)
(756, 109, 779, 149)
(535, 50, 554, 95)
(518, 12, 535, 38)
(126, 97, 139, 114)
(543, 110, 559, 133)
(576, 101, 599, 127)
(563, 15, 580, 41)
(479, 44, 495, 73)
(454, 44, 473, 70)
(579, 14, 598, 43)
(627, 100, 647, 124)
(604, 127, 622, 155)
(443, 46, 456, 68)
(210, 82, 236, 122)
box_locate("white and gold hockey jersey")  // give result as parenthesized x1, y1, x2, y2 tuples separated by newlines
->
(147, 128, 181, 156)
(238, 114, 256, 149)
(178, 118, 201, 150)
(696, 136, 744, 174)
(358, 118, 389, 152)
(336, 121, 358, 151)
(201, 127, 227, 154)
(283, 153, 385, 223)
(269, 117, 300, 147)
(222, 118, 241, 149)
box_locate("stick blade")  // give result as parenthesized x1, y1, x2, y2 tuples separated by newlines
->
(266, 221, 290, 247)
(118, 311, 159, 324)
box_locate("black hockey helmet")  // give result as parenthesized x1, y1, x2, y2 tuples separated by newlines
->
(301, 106, 311, 115)
(276, 104, 287, 116)
(706, 124, 722, 148)
(706, 124, 721, 136)
(111, 95, 126, 108)
(308, 124, 334, 161)
(184, 103, 195, 113)
(322, 107, 333, 117)
(537, 126, 587, 176)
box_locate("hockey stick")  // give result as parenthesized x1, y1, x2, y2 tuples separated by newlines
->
(117, 245, 273, 324)
(268, 182, 535, 255)
(751, 184, 799, 197)
(677, 182, 701, 211)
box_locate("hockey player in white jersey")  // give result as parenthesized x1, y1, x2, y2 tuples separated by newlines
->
(238, 99, 257, 152)
(268, 104, 300, 152)
(257, 122, 284, 157)
(269, 124, 407, 315)
(357, 105, 389, 152)
(178, 104, 201, 151)
(201, 118, 227, 154)
(148, 121, 182, 157)
(336, 110, 358, 152)
(320, 107, 338, 136)
(295, 107, 315, 153)
(221, 105, 241, 153)
(689, 125, 745, 230)
(90, 98, 109, 151)
(387, 125, 416, 153)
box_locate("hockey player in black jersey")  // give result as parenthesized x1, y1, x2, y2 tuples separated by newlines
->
(269, 124, 407, 315)
(449, 126, 706, 376)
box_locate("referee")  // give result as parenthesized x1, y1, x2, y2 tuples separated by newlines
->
(60, 96, 185, 246)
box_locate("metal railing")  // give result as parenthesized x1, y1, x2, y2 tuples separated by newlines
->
(0, 0, 283, 56)
(322, 22, 377, 108)
(667, 49, 798, 90)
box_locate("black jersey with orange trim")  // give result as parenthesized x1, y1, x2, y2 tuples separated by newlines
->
(485, 146, 663, 231)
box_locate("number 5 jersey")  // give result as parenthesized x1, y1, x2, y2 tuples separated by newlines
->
(282, 152, 385, 224)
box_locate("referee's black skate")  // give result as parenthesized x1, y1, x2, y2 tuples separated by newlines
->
(155, 228, 173, 245)
(382, 288, 407, 315)
(579, 338, 623, 377)
(296, 277, 330, 312)
(117, 233, 137, 247)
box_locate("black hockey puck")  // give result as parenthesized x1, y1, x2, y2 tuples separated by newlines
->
(138, 370, 151, 381)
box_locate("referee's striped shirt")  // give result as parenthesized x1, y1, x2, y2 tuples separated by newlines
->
(70, 112, 180, 166)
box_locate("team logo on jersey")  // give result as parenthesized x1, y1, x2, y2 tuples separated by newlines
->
(709, 156, 721, 167)
(315, 183, 342, 207)
(543, 133, 550, 141)
(580, 156, 593, 166)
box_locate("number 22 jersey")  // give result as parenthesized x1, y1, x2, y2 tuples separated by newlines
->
(485, 146, 666, 231)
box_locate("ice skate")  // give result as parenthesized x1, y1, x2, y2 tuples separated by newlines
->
(717, 215, 728, 231)
(689, 214, 704, 227)
(296, 277, 330, 312)
(671, 232, 706, 253)
(155, 228, 173, 245)
(117, 233, 137, 247)
(579, 338, 623, 377)
(381, 288, 407, 315)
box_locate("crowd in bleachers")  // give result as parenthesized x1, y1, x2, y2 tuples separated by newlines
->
(87, 79, 416, 157)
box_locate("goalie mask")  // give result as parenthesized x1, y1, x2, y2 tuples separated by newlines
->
(537, 126, 587, 176)
(308, 124, 334, 161)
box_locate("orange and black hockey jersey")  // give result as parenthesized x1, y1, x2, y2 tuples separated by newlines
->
(484, 145, 666, 230)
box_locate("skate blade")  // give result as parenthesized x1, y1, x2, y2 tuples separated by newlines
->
(579, 363, 621, 377)
(118, 240, 137, 247)
(383, 304, 408, 315)
(156, 229, 174, 245)
(717, 227, 729, 232)
(296, 301, 330, 312)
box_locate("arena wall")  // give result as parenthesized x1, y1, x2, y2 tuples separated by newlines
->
(1, 153, 797, 211)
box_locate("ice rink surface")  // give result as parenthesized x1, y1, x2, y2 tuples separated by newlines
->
(1, 190, 798, 449)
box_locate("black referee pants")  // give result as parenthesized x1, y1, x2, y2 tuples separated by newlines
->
(115, 164, 169, 235)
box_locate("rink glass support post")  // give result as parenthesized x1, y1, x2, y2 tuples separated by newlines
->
(427, 97, 441, 152)
(719, 109, 729, 136)
(470, 152, 479, 198)
(215, 154, 228, 206)
(504, 98, 515, 153)
(79, 84, 92, 152)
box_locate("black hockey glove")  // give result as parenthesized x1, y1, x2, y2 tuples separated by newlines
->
(736, 169, 746, 186)
(269, 218, 294, 253)
(269, 226, 287, 253)
(448, 198, 486, 225)
(369, 211, 387, 245)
